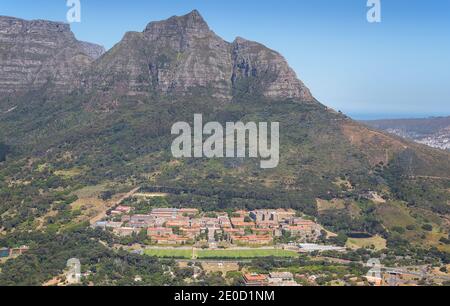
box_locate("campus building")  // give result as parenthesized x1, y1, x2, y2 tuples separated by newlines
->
(243, 274, 268, 286)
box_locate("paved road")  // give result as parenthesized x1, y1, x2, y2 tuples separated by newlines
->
(383, 266, 450, 281)
(175, 259, 253, 264)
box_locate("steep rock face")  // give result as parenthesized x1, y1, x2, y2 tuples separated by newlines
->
(231, 37, 313, 101)
(78, 41, 105, 60)
(86, 10, 233, 100)
(143, 10, 233, 100)
(0, 11, 313, 104)
(0, 16, 103, 97)
(85, 10, 313, 103)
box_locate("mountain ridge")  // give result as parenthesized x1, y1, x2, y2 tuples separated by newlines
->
(80, 10, 314, 107)
(0, 15, 105, 99)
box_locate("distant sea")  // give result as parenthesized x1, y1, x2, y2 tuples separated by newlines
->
(348, 113, 450, 121)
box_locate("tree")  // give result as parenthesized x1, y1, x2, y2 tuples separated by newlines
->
(422, 224, 433, 232)
(100, 190, 114, 201)
(0, 142, 9, 162)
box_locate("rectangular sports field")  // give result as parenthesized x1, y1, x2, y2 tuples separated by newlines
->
(144, 249, 192, 259)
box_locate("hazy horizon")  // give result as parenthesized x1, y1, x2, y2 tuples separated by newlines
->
(349, 112, 450, 121)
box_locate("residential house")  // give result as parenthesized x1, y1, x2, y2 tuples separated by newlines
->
(115, 206, 133, 214)
(150, 208, 178, 219)
(234, 210, 249, 217)
(275, 209, 296, 221)
(113, 227, 140, 237)
(250, 210, 278, 223)
(243, 274, 268, 286)
(147, 227, 173, 237)
(231, 235, 272, 246)
(105, 221, 123, 229)
(151, 235, 189, 245)
(94, 221, 108, 229)
(166, 217, 191, 228)
(9, 246, 29, 257)
(178, 208, 199, 216)
(0, 247, 10, 258)
(268, 272, 294, 283)
(180, 227, 201, 239)
(130, 214, 154, 223)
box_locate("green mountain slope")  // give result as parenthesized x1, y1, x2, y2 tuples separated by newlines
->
(0, 11, 449, 253)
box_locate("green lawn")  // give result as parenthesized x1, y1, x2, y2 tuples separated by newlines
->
(144, 249, 193, 259)
(144, 248, 300, 259)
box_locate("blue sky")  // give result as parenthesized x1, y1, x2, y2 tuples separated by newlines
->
(1, 0, 449, 119)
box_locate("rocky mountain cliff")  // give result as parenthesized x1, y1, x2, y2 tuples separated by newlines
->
(83, 10, 313, 103)
(0, 16, 104, 98)
(78, 41, 106, 60)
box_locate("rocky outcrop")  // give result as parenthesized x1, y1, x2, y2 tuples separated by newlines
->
(0, 16, 104, 97)
(85, 10, 233, 101)
(143, 10, 233, 100)
(231, 37, 313, 101)
(86, 10, 314, 103)
(78, 41, 105, 60)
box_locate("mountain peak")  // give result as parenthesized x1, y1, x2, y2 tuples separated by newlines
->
(143, 9, 211, 37)
(233, 36, 249, 44)
(186, 9, 203, 19)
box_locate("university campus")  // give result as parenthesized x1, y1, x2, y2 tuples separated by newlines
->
(85, 189, 449, 287)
